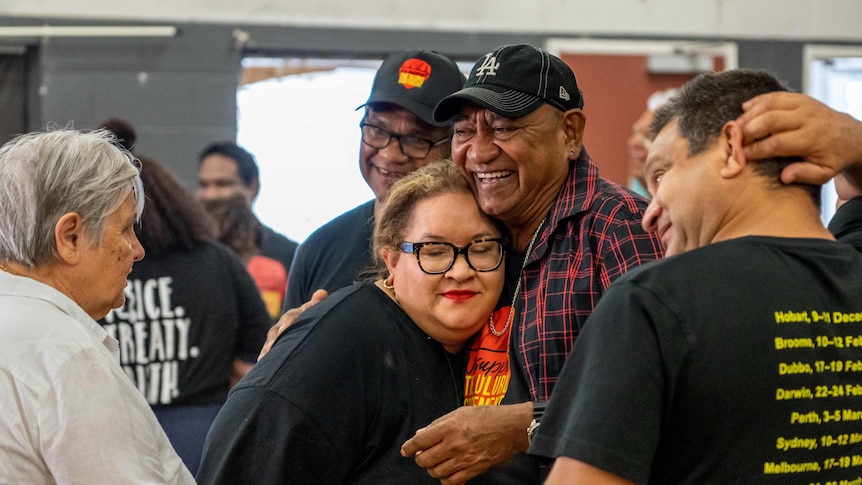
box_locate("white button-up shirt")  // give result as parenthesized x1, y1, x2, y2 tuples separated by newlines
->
(0, 271, 194, 484)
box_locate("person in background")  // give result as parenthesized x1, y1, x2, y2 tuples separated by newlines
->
(203, 193, 288, 320)
(197, 141, 298, 316)
(0, 129, 194, 483)
(100, 116, 139, 152)
(626, 88, 679, 197)
(534, 69, 862, 484)
(196, 160, 506, 483)
(281, 49, 466, 312)
(102, 157, 271, 475)
(399, 43, 664, 485)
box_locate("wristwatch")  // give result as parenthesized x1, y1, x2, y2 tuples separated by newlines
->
(527, 418, 541, 446)
(527, 401, 546, 446)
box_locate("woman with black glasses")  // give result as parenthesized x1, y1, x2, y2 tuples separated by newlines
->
(197, 160, 507, 484)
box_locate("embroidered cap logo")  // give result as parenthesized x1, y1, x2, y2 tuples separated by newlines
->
(559, 86, 571, 102)
(398, 58, 432, 89)
(475, 53, 500, 76)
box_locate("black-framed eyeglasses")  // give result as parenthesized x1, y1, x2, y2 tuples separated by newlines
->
(400, 237, 507, 275)
(360, 121, 448, 158)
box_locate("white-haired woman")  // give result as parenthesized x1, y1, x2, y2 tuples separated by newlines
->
(0, 129, 194, 483)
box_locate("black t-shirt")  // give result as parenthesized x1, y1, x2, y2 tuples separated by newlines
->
(830, 196, 862, 245)
(532, 237, 862, 484)
(101, 241, 271, 406)
(197, 282, 466, 484)
(283, 200, 375, 310)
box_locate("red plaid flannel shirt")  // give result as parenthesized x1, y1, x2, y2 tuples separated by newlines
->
(511, 149, 665, 402)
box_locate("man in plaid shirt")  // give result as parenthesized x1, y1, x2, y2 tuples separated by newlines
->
(400, 44, 664, 484)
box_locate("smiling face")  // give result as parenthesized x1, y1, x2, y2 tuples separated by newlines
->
(72, 194, 145, 319)
(642, 121, 723, 257)
(382, 191, 505, 353)
(360, 105, 450, 202)
(450, 104, 581, 244)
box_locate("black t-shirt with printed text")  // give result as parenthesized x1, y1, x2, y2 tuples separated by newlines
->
(533, 237, 862, 484)
(101, 241, 271, 406)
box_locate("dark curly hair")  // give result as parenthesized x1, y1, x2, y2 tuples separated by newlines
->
(136, 156, 216, 256)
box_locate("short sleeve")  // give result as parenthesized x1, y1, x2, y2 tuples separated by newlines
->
(530, 281, 682, 483)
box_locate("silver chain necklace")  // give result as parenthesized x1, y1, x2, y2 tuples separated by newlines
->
(488, 217, 546, 337)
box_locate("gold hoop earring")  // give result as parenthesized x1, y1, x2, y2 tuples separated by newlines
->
(383, 276, 399, 304)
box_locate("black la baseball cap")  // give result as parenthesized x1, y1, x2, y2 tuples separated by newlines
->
(433, 44, 584, 122)
(357, 50, 466, 127)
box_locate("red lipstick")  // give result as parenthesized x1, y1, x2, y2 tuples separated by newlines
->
(442, 290, 477, 302)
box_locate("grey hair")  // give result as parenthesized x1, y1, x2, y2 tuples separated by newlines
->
(0, 129, 144, 268)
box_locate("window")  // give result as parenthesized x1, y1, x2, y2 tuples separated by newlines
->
(237, 57, 382, 243)
(805, 47, 862, 224)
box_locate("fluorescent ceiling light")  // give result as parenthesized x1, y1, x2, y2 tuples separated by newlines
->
(0, 26, 177, 37)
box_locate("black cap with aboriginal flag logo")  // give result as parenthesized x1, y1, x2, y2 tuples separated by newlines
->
(433, 44, 584, 122)
(358, 50, 466, 127)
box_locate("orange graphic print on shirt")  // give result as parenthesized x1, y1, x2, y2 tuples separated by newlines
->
(464, 306, 512, 406)
(247, 255, 287, 320)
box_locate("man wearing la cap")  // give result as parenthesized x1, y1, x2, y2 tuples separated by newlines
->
(281, 49, 466, 312)
(400, 44, 664, 484)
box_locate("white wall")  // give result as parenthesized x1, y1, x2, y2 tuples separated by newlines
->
(4, 0, 862, 42)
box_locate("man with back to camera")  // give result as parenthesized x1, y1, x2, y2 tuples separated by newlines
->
(281, 49, 466, 311)
(399, 43, 665, 484)
(196, 141, 299, 315)
(532, 69, 862, 484)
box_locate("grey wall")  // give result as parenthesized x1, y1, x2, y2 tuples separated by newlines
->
(0, 17, 858, 188)
(737, 40, 806, 92)
(31, 22, 242, 187)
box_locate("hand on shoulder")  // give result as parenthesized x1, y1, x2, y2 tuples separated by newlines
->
(258, 289, 328, 361)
